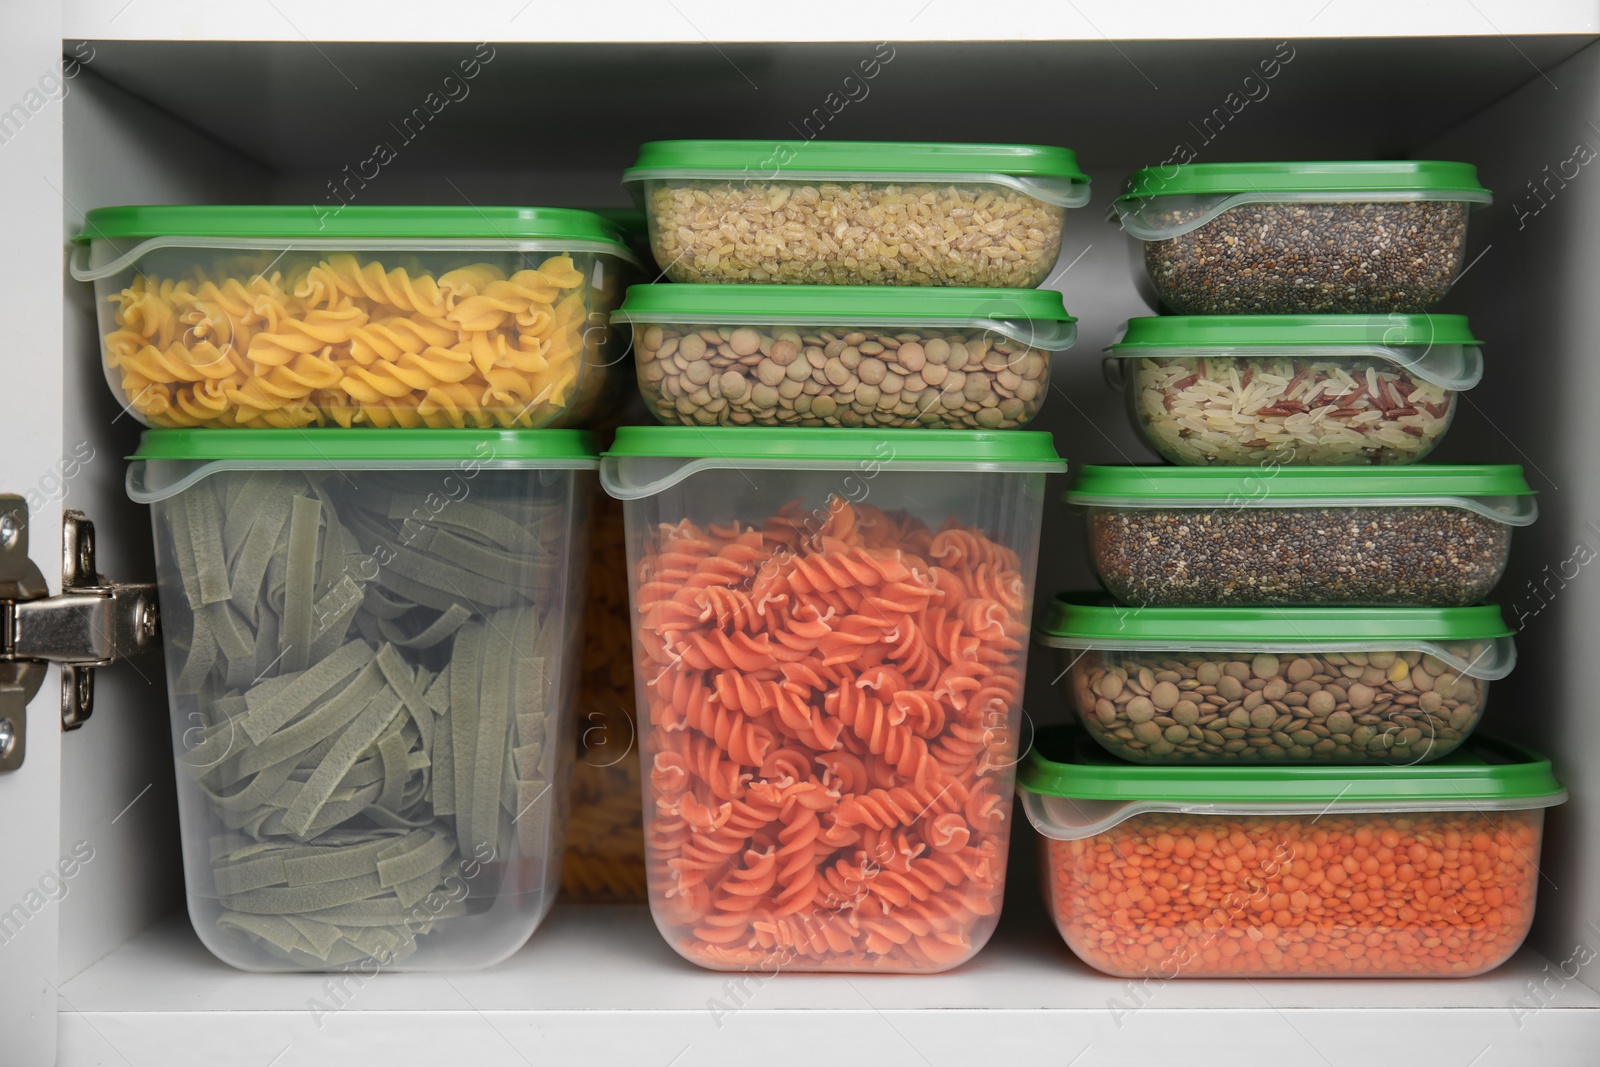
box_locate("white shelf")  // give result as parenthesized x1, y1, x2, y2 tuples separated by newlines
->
(60, 0, 1600, 44)
(58, 904, 1600, 1066)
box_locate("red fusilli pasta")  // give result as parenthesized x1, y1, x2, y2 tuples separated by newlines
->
(632, 496, 1030, 972)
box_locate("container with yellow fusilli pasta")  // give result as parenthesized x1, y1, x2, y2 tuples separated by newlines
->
(72, 205, 638, 431)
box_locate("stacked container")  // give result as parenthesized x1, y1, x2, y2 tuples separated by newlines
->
(603, 140, 1087, 970)
(1017, 159, 1565, 979)
(74, 205, 637, 970)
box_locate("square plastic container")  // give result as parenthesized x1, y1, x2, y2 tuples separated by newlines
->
(614, 284, 1075, 428)
(1018, 728, 1565, 978)
(623, 140, 1090, 288)
(1107, 314, 1483, 466)
(1068, 465, 1536, 607)
(128, 429, 597, 971)
(1037, 595, 1515, 766)
(601, 428, 1064, 971)
(72, 205, 639, 430)
(1114, 161, 1492, 314)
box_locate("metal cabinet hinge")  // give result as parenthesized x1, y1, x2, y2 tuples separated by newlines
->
(0, 496, 160, 771)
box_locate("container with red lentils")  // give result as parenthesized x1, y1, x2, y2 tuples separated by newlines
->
(1017, 728, 1565, 978)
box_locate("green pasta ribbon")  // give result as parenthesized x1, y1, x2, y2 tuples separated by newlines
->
(161, 471, 566, 967)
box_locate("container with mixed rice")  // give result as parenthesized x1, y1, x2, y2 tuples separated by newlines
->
(1106, 314, 1482, 466)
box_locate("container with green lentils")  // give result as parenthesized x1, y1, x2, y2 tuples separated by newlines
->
(1068, 465, 1535, 607)
(1114, 161, 1491, 314)
(614, 283, 1075, 429)
(1037, 596, 1516, 766)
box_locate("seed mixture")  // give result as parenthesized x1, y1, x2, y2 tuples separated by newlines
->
(1140, 200, 1470, 314)
(1088, 505, 1512, 607)
(635, 323, 1049, 428)
(1047, 808, 1542, 977)
(1066, 649, 1486, 764)
(645, 181, 1063, 287)
(1132, 357, 1455, 465)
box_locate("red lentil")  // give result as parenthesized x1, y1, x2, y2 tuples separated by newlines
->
(1046, 809, 1542, 978)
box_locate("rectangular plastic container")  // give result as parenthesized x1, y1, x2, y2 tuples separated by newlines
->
(1037, 595, 1515, 766)
(1107, 314, 1482, 465)
(1068, 465, 1535, 607)
(72, 205, 638, 430)
(623, 140, 1090, 288)
(601, 428, 1063, 972)
(1114, 160, 1492, 314)
(128, 429, 597, 971)
(614, 284, 1075, 428)
(1018, 728, 1565, 978)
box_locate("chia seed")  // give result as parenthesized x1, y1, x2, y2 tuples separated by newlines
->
(1088, 505, 1512, 607)
(1141, 200, 1471, 314)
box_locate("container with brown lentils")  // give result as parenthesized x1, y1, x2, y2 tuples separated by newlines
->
(1037, 596, 1517, 766)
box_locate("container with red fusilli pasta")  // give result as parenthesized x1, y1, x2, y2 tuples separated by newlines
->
(602, 427, 1063, 973)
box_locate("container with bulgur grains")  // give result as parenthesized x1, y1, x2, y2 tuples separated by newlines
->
(1106, 314, 1483, 465)
(1068, 464, 1535, 607)
(614, 284, 1075, 428)
(1036, 595, 1516, 765)
(1113, 161, 1491, 314)
(1019, 728, 1565, 978)
(624, 140, 1090, 288)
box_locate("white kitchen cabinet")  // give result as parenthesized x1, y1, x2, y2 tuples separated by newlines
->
(0, 4, 1594, 1064)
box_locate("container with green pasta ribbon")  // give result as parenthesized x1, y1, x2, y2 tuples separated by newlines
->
(129, 429, 597, 971)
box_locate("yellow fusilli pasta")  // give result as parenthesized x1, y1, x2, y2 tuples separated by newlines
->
(105, 254, 610, 429)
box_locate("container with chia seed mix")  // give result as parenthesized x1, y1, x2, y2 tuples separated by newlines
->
(1068, 465, 1535, 607)
(1114, 161, 1491, 314)
(1106, 314, 1482, 466)
(1037, 595, 1515, 765)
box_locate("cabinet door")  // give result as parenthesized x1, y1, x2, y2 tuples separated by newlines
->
(0, 10, 68, 1067)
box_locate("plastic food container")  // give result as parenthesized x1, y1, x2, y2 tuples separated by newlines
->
(602, 428, 1064, 971)
(1037, 595, 1514, 765)
(1107, 314, 1482, 466)
(1114, 161, 1492, 314)
(129, 429, 596, 971)
(72, 205, 638, 429)
(1018, 728, 1565, 978)
(1069, 465, 1536, 607)
(624, 140, 1090, 288)
(614, 284, 1075, 428)
(562, 489, 646, 902)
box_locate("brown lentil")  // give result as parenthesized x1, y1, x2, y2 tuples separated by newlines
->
(634, 322, 1050, 428)
(645, 181, 1064, 287)
(1088, 505, 1512, 607)
(1066, 648, 1487, 764)
(1141, 200, 1470, 314)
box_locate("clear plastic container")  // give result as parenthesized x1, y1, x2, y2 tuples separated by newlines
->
(602, 428, 1063, 971)
(1019, 728, 1565, 978)
(614, 284, 1075, 428)
(1114, 161, 1492, 314)
(624, 140, 1090, 288)
(72, 205, 638, 430)
(128, 429, 597, 971)
(1069, 465, 1536, 607)
(1037, 595, 1515, 766)
(1107, 314, 1483, 466)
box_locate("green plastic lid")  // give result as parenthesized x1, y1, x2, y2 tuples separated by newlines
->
(1066, 464, 1535, 504)
(1118, 160, 1492, 203)
(1018, 727, 1564, 807)
(615, 283, 1074, 323)
(73, 205, 632, 247)
(1109, 314, 1479, 350)
(626, 139, 1088, 181)
(130, 428, 599, 463)
(606, 427, 1061, 465)
(1039, 594, 1513, 645)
